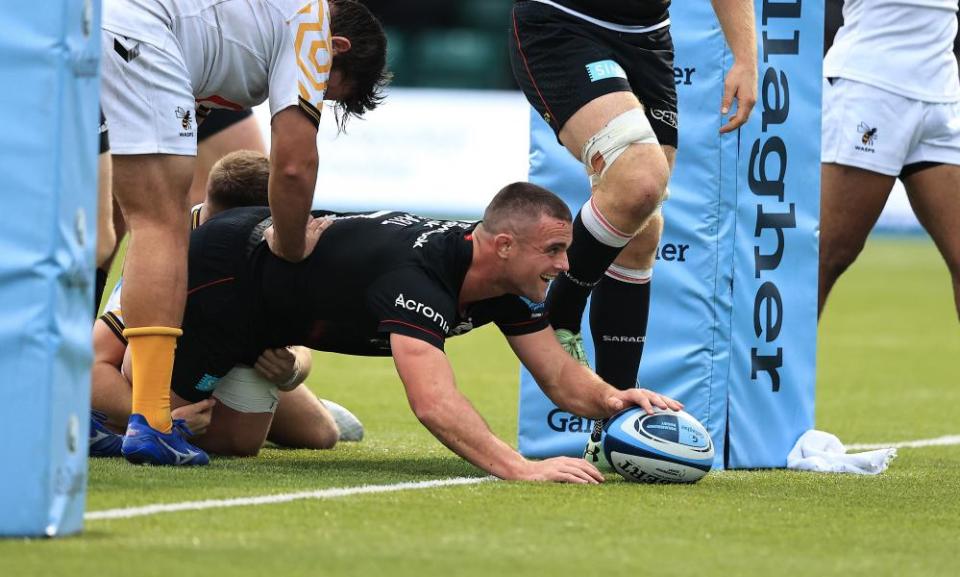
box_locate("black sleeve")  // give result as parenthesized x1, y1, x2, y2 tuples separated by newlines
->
(367, 268, 457, 351)
(493, 296, 551, 337)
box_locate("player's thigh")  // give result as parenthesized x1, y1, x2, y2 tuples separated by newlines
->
(112, 155, 195, 226)
(190, 110, 265, 205)
(900, 98, 960, 272)
(662, 145, 676, 172)
(819, 163, 895, 262)
(902, 163, 960, 274)
(200, 110, 265, 156)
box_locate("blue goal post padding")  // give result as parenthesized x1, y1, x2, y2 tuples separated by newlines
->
(0, 0, 100, 536)
(518, 0, 821, 469)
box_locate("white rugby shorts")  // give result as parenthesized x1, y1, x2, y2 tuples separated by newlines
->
(100, 28, 198, 156)
(822, 77, 960, 176)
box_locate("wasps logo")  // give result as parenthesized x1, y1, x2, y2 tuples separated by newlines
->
(175, 107, 193, 130)
(858, 122, 877, 146)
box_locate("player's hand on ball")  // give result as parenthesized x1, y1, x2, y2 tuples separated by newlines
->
(255, 347, 301, 390)
(606, 388, 683, 416)
(516, 456, 604, 484)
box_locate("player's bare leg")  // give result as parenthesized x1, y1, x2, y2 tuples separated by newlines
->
(92, 151, 116, 314)
(559, 93, 671, 234)
(818, 163, 896, 317)
(188, 114, 266, 207)
(173, 391, 275, 457)
(113, 153, 193, 434)
(553, 93, 670, 463)
(590, 145, 676, 390)
(902, 163, 960, 320)
(267, 385, 340, 450)
(546, 92, 670, 340)
(584, 152, 672, 466)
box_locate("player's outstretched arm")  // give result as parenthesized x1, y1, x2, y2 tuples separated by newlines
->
(711, 0, 759, 133)
(390, 333, 603, 484)
(266, 106, 320, 262)
(507, 329, 683, 419)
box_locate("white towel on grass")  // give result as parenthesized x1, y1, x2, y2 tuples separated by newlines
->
(787, 430, 897, 474)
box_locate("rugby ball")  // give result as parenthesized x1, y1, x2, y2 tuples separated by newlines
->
(602, 407, 714, 483)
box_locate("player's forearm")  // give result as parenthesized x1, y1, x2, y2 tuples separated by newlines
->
(711, 0, 758, 64)
(268, 107, 320, 261)
(510, 331, 616, 419)
(291, 346, 313, 384)
(412, 388, 528, 479)
(545, 359, 617, 419)
(267, 168, 315, 260)
(393, 335, 529, 479)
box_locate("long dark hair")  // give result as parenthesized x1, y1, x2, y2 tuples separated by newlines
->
(330, 0, 391, 130)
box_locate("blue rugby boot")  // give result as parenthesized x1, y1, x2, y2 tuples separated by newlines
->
(121, 413, 209, 466)
(89, 410, 123, 458)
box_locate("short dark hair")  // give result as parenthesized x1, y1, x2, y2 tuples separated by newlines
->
(330, 0, 390, 130)
(206, 150, 270, 210)
(482, 182, 572, 235)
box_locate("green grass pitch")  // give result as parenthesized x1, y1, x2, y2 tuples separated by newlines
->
(2, 236, 958, 576)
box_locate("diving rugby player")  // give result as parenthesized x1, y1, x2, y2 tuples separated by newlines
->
(173, 182, 682, 482)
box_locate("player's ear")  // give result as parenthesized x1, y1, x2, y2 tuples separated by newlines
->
(494, 234, 513, 259)
(331, 36, 352, 56)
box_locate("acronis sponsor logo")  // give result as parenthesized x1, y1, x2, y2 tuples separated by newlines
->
(394, 293, 450, 333)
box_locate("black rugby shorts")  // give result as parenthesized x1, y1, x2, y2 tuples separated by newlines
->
(197, 108, 254, 143)
(509, 0, 678, 147)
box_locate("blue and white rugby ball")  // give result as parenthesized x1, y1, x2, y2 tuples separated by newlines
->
(602, 407, 714, 483)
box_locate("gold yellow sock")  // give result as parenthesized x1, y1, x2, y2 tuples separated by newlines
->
(123, 326, 183, 433)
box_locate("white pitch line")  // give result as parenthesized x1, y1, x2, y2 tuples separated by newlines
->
(86, 435, 960, 521)
(847, 434, 960, 451)
(85, 476, 493, 521)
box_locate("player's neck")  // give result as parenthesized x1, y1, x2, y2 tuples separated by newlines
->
(459, 229, 510, 306)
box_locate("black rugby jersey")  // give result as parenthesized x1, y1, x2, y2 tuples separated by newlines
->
(525, 0, 670, 27)
(211, 207, 550, 355)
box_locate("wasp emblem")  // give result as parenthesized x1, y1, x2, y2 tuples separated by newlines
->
(176, 107, 193, 130)
(858, 122, 878, 146)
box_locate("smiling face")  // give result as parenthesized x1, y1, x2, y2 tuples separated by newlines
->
(502, 215, 571, 302)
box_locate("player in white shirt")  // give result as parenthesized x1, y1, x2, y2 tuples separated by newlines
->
(99, 0, 388, 466)
(819, 0, 960, 321)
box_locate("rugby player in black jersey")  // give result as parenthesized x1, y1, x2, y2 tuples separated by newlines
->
(90, 151, 364, 460)
(173, 182, 682, 483)
(509, 0, 757, 461)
